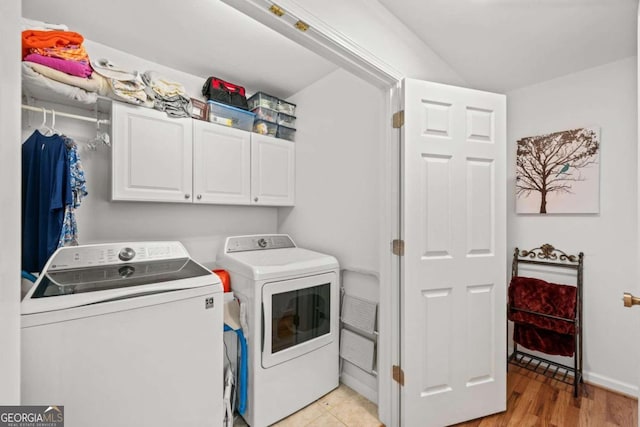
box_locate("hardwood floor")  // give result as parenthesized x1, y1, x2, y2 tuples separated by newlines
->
(233, 366, 635, 426)
(453, 366, 638, 427)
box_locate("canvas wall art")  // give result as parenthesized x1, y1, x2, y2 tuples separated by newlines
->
(516, 127, 600, 214)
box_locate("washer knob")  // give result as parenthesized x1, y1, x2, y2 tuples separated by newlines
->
(257, 238, 268, 248)
(118, 247, 136, 261)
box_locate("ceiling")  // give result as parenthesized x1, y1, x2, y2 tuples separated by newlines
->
(377, 0, 638, 92)
(23, 0, 638, 95)
(21, 0, 338, 99)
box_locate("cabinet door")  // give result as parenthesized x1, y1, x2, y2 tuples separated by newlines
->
(192, 121, 251, 205)
(112, 103, 193, 202)
(251, 134, 295, 206)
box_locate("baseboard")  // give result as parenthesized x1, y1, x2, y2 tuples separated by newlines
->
(583, 371, 639, 398)
(340, 372, 378, 404)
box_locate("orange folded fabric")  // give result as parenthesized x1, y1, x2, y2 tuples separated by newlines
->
(22, 30, 84, 59)
(31, 45, 89, 63)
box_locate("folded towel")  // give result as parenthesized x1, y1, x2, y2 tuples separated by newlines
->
(91, 58, 137, 81)
(30, 44, 89, 63)
(22, 30, 84, 59)
(513, 323, 575, 357)
(22, 62, 97, 105)
(508, 276, 577, 335)
(142, 70, 187, 98)
(108, 76, 154, 108)
(24, 54, 92, 78)
(24, 61, 109, 95)
(141, 71, 191, 117)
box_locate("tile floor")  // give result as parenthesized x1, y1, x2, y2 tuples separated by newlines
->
(233, 384, 383, 427)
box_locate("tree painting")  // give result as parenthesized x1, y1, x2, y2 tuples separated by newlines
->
(516, 127, 600, 214)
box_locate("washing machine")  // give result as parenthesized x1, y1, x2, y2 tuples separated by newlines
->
(21, 241, 224, 427)
(217, 234, 339, 427)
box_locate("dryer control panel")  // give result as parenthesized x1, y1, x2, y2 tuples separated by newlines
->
(225, 235, 296, 253)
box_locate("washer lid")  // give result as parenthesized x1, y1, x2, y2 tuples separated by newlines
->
(22, 242, 221, 315)
(218, 247, 339, 281)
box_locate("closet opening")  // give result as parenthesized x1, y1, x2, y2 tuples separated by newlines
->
(20, 0, 400, 426)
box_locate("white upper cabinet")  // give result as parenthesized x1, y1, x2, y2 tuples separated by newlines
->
(112, 102, 193, 203)
(193, 120, 251, 205)
(112, 102, 294, 206)
(251, 134, 295, 206)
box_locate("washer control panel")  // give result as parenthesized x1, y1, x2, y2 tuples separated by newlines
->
(47, 242, 188, 271)
(225, 235, 296, 253)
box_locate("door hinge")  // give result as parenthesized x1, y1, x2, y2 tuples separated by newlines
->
(392, 110, 404, 128)
(269, 4, 285, 17)
(392, 239, 404, 256)
(295, 20, 310, 32)
(393, 365, 404, 386)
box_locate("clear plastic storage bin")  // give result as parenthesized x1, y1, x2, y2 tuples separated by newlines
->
(277, 112, 296, 128)
(277, 99, 296, 116)
(207, 100, 255, 131)
(248, 92, 278, 111)
(253, 119, 278, 137)
(251, 106, 278, 123)
(276, 125, 296, 142)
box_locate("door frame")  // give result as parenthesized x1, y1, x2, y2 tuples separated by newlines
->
(220, 0, 403, 424)
(0, 0, 22, 404)
(636, 4, 639, 423)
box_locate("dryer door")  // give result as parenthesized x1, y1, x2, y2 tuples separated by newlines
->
(262, 271, 337, 368)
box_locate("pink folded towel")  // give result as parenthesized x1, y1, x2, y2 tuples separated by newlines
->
(23, 53, 92, 78)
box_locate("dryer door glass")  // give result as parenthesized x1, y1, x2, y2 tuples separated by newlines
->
(262, 271, 337, 369)
(271, 283, 330, 353)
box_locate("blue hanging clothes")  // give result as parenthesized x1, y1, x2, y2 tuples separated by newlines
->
(22, 130, 72, 273)
(58, 135, 87, 247)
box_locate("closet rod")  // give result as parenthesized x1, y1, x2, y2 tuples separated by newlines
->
(21, 105, 110, 125)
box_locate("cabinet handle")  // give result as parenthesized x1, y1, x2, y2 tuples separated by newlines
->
(185, 194, 191, 199)
(254, 197, 259, 202)
(197, 194, 202, 200)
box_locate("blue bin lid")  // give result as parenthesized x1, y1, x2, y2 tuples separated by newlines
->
(207, 100, 256, 117)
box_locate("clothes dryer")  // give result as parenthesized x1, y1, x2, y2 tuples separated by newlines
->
(217, 235, 339, 427)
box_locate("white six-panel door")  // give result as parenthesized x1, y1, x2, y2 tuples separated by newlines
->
(401, 78, 506, 426)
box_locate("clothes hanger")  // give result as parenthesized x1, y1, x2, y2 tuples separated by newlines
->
(41, 108, 57, 136)
(48, 110, 58, 136)
(86, 118, 98, 151)
(37, 107, 47, 135)
(87, 117, 111, 150)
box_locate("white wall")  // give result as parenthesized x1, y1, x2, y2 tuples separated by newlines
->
(281, 68, 382, 273)
(0, 0, 21, 404)
(278, 68, 384, 401)
(20, 41, 278, 267)
(507, 56, 639, 396)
